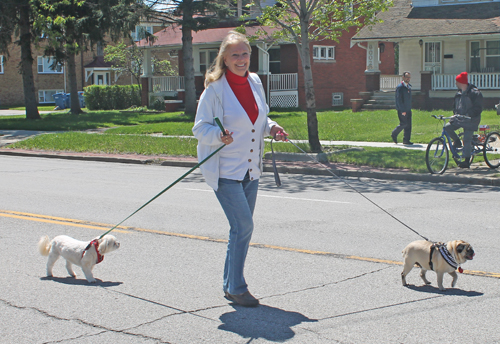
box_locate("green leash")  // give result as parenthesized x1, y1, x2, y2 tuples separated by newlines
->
(99, 117, 226, 239)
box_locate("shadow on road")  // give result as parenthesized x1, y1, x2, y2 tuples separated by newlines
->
(218, 304, 317, 342)
(40, 276, 122, 287)
(405, 284, 483, 296)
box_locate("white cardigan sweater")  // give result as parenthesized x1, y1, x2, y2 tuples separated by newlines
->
(192, 73, 277, 191)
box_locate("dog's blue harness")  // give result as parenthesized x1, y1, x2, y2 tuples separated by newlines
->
(429, 243, 458, 271)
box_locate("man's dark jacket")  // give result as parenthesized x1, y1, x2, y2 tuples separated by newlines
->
(395, 82, 412, 113)
(451, 83, 483, 131)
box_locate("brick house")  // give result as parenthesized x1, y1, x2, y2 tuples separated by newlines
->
(351, 0, 500, 110)
(0, 21, 175, 107)
(137, 23, 395, 110)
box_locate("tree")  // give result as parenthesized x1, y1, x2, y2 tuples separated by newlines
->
(255, 0, 392, 152)
(146, 0, 231, 118)
(0, 0, 41, 119)
(104, 41, 175, 90)
(36, 0, 144, 114)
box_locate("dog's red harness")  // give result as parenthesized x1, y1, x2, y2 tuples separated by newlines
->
(82, 239, 104, 264)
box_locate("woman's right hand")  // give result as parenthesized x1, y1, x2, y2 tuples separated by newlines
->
(221, 130, 234, 145)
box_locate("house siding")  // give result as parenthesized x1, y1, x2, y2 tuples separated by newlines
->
(0, 30, 175, 107)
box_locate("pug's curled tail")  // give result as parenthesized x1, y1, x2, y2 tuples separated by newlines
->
(38, 236, 51, 256)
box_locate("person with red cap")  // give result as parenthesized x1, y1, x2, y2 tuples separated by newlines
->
(444, 71, 483, 168)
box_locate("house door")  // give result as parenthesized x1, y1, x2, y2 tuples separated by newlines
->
(94, 72, 110, 85)
(424, 42, 442, 74)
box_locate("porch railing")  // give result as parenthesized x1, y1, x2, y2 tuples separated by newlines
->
(269, 73, 298, 91)
(380, 75, 401, 90)
(433, 73, 500, 90)
(151, 76, 185, 92)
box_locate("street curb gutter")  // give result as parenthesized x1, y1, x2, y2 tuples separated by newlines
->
(1, 149, 499, 187)
(265, 165, 500, 187)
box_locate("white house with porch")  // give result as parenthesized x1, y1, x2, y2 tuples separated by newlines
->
(351, 0, 500, 109)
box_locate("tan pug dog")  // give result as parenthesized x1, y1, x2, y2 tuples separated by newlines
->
(401, 240, 474, 291)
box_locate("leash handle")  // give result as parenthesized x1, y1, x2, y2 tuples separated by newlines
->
(214, 117, 226, 135)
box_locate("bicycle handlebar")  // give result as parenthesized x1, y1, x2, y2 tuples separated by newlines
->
(431, 115, 471, 120)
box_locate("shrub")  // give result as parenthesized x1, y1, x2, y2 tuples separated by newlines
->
(84, 85, 141, 110)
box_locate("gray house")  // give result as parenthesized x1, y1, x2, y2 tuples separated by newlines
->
(351, 0, 500, 110)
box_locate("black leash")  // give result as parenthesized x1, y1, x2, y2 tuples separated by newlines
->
(278, 137, 430, 242)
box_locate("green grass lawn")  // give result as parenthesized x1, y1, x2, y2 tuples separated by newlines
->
(2, 108, 499, 173)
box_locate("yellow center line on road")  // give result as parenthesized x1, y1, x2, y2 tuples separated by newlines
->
(2, 209, 499, 279)
(0, 209, 130, 234)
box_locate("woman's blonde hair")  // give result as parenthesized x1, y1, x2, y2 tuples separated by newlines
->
(204, 31, 251, 88)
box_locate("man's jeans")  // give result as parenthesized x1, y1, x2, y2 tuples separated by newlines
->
(215, 172, 259, 295)
(392, 110, 412, 143)
(444, 122, 474, 158)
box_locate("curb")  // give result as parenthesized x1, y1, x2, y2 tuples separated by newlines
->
(1, 148, 499, 186)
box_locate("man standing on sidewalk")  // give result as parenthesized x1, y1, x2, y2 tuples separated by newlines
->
(391, 72, 413, 145)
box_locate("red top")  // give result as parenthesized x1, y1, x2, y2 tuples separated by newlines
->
(226, 69, 259, 124)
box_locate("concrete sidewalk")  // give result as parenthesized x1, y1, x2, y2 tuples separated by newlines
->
(0, 130, 499, 186)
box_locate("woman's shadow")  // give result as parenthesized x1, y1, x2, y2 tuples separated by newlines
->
(218, 303, 317, 342)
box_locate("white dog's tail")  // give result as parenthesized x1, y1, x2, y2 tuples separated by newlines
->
(38, 236, 51, 256)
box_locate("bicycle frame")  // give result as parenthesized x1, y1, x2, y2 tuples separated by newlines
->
(435, 116, 482, 159)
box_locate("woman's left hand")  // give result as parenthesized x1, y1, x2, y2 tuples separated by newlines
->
(270, 125, 288, 141)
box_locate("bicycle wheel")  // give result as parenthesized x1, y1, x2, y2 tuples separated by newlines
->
(426, 137, 449, 174)
(483, 132, 500, 169)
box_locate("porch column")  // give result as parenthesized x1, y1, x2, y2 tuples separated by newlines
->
(365, 42, 380, 92)
(141, 49, 153, 107)
(420, 71, 433, 110)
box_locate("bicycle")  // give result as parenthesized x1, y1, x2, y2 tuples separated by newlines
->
(425, 115, 500, 174)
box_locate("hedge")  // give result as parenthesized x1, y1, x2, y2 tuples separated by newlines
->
(84, 85, 141, 110)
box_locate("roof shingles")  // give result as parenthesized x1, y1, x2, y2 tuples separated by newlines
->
(352, 0, 500, 41)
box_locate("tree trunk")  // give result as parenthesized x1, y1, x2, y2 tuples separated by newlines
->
(182, 2, 197, 118)
(19, 3, 40, 120)
(67, 51, 82, 115)
(299, 21, 321, 152)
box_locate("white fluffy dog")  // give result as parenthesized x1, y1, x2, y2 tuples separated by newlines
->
(38, 234, 120, 283)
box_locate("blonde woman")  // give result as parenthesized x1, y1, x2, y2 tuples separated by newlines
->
(193, 31, 287, 307)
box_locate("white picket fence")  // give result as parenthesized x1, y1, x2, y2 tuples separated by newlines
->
(269, 73, 298, 91)
(380, 75, 401, 90)
(433, 73, 500, 90)
(151, 76, 185, 92)
(150, 73, 299, 92)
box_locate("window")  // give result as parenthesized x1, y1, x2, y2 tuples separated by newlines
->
(0, 55, 4, 74)
(486, 40, 500, 72)
(312, 46, 335, 61)
(132, 25, 153, 42)
(424, 42, 441, 73)
(470, 41, 481, 73)
(199, 50, 218, 73)
(38, 89, 64, 104)
(37, 56, 63, 74)
(269, 48, 280, 74)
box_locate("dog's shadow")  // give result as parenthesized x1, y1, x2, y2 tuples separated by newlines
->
(218, 303, 317, 342)
(40, 276, 122, 287)
(405, 284, 483, 297)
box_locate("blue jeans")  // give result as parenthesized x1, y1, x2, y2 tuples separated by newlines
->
(215, 171, 259, 295)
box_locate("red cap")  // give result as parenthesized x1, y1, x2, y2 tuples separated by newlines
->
(456, 72, 468, 84)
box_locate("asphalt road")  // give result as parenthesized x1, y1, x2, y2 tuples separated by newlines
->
(1, 155, 499, 343)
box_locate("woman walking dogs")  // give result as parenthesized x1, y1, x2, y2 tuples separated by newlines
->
(192, 31, 288, 307)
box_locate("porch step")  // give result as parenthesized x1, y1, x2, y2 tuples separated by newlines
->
(363, 103, 397, 110)
(361, 91, 396, 110)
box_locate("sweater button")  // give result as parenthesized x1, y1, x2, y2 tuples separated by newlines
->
(250, 149, 253, 153)
(248, 159, 251, 162)
(251, 177, 254, 180)
(252, 129, 255, 133)
(249, 169, 253, 172)
(251, 139, 255, 142)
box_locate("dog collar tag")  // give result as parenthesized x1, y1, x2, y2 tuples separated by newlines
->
(458, 267, 463, 273)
